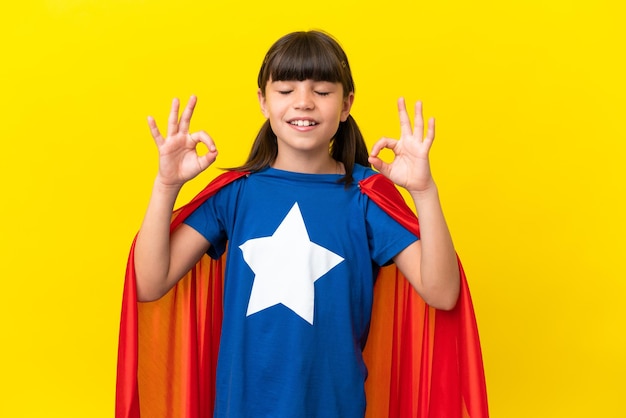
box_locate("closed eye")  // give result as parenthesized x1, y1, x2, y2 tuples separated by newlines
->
(315, 91, 330, 96)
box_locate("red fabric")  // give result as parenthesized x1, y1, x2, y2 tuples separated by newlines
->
(116, 171, 488, 418)
(359, 174, 488, 418)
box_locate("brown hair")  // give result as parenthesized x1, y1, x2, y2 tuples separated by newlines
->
(231, 30, 370, 185)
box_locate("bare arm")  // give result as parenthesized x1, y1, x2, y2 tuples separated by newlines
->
(368, 98, 460, 310)
(134, 96, 219, 302)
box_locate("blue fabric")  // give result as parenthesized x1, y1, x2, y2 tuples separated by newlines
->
(184, 164, 418, 418)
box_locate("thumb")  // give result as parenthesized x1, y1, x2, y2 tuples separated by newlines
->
(192, 130, 218, 170)
(368, 155, 391, 177)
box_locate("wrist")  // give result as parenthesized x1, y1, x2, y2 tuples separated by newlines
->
(408, 182, 441, 208)
(407, 180, 438, 197)
(153, 176, 184, 194)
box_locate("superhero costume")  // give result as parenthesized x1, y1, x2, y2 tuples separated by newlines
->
(116, 169, 488, 418)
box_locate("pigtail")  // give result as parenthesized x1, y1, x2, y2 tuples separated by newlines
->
(229, 120, 277, 173)
(332, 114, 371, 187)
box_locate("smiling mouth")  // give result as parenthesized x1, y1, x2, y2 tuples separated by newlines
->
(289, 120, 318, 127)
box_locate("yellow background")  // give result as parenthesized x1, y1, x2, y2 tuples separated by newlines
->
(1, 0, 624, 417)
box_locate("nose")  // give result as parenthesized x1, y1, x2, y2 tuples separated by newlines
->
(293, 87, 315, 110)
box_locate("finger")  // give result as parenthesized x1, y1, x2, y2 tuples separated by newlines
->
(369, 137, 397, 176)
(191, 130, 218, 153)
(397, 97, 413, 138)
(368, 154, 389, 175)
(179, 95, 198, 134)
(191, 130, 218, 169)
(425, 117, 436, 144)
(369, 136, 397, 158)
(147, 116, 165, 146)
(167, 98, 180, 137)
(413, 101, 424, 141)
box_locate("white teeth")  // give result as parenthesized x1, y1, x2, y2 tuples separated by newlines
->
(291, 120, 316, 126)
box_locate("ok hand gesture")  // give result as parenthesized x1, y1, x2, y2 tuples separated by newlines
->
(368, 98, 436, 194)
(148, 95, 218, 187)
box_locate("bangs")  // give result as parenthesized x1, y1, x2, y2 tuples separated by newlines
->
(258, 31, 353, 94)
(268, 40, 344, 83)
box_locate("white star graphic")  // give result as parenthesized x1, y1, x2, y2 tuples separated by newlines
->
(239, 202, 344, 325)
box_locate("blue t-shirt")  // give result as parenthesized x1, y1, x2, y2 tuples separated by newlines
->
(184, 164, 418, 418)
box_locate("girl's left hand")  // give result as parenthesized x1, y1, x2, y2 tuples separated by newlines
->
(368, 98, 436, 193)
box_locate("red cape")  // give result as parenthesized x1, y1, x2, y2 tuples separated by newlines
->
(116, 171, 488, 418)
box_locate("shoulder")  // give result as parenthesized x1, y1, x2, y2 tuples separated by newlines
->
(185, 170, 249, 211)
(356, 169, 420, 237)
(353, 165, 398, 197)
(351, 164, 403, 208)
(351, 164, 379, 183)
(204, 170, 251, 195)
(209, 170, 250, 188)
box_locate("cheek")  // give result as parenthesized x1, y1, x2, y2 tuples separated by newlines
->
(267, 113, 284, 132)
(266, 109, 282, 124)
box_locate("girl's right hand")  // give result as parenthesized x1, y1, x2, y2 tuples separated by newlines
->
(147, 95, 218, 187)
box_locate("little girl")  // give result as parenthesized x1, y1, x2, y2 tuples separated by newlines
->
(119, 30, 486, 418)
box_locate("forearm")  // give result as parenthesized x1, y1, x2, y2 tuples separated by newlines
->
(409, 185, 460, 309)
(134, 178, 182, 301)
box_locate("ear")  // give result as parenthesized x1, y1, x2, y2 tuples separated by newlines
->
(258, 88, 269, 118)
(340, 92, 355, 122)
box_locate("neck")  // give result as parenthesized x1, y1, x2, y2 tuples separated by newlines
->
(272, 152, 344, 175)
